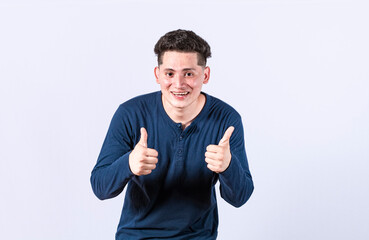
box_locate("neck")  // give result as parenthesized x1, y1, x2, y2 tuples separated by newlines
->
(162, 93, 206, 129)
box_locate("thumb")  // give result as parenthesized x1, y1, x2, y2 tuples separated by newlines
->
(218, 126, 234, 146)
(138, 127, 148, 147)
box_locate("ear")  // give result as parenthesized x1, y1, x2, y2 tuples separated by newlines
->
(154, 66, 160, 84)
(203, 66, 210, 84)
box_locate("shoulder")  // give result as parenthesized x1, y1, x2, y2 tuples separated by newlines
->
(205, 92, 242, 121)
(110, 91, 160, 124)
(115, 91, 160, 114)
(119, 91, 159, 109)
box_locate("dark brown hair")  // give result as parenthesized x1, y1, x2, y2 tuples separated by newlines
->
(154, 29, 212, 67)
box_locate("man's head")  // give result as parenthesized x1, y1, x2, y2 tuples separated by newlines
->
(154, 29, 211, 67)
(154, 30, 211, 117)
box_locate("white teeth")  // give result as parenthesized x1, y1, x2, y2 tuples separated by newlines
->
(173, 92, 189, 96)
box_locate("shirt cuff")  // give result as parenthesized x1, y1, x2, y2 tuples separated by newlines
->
(114, 150, 135, 181)
(220, 154, 240, 179)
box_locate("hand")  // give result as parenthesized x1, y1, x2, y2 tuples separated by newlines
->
(205, 126, 234, 173)
(129, 127, 159, 176)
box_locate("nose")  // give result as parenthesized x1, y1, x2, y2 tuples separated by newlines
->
(172, 74, 186, 88)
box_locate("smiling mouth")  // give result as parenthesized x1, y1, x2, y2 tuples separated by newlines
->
(171, 91, 189, 97)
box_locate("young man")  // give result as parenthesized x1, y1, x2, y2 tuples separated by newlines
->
(91, 29, 254, 239)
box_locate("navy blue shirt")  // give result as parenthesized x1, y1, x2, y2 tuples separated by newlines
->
(91, 91, 254, 239)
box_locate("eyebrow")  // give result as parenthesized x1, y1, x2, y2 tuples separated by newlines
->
(183, 68, 195, 71)
(163, 68, 196, 71)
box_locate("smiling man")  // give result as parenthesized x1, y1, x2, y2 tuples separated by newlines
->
(91, 29, 254, 239)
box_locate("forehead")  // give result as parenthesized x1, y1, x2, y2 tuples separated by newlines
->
(161, 51, 199, 68)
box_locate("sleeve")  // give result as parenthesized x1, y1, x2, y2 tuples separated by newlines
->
(218, 115, 254, 207)
(90, 105, 135, 200)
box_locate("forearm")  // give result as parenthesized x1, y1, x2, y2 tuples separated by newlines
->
(90, 151, 134, 200)
(219, 154, 254, 207)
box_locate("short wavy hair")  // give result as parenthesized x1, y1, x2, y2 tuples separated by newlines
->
(154, 29, 212, 67)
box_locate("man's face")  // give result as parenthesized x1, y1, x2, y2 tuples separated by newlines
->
(154, 51, 210, 113)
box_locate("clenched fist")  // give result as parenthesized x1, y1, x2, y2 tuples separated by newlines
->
(205, 126, 234, 173)
(129, 127, 159, 176)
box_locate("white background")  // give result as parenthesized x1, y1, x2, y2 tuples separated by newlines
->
(1, 0, 368, 239)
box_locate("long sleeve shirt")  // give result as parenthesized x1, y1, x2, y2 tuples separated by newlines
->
(90, 91, 254, 239)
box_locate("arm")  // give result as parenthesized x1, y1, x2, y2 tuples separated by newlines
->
(90, 105, 135, 200)
(219, 118, 254, 207)
(205, 115, 254, 207)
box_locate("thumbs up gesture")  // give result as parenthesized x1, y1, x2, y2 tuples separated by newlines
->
(205, 126, 235, 173)
(129, 128, 159, 176)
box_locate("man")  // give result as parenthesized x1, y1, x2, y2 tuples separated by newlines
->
(91, 29, 254, 239)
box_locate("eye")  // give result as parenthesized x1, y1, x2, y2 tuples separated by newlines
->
(165, 72, 174, 77)
(185, 72, 193, 77)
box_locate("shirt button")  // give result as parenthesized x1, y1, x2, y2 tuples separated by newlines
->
(178, 149, 182, 154)
(177, 123, 181, 128)
(179, 136, 183, 141)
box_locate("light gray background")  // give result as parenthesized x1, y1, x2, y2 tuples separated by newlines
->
(1, 0, 368, 239)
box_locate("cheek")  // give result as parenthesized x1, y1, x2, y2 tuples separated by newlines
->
(189, 79, 202, 88)
(160, 78, 172, 88)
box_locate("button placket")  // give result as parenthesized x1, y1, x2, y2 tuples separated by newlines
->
(175, 131, 185, 167)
